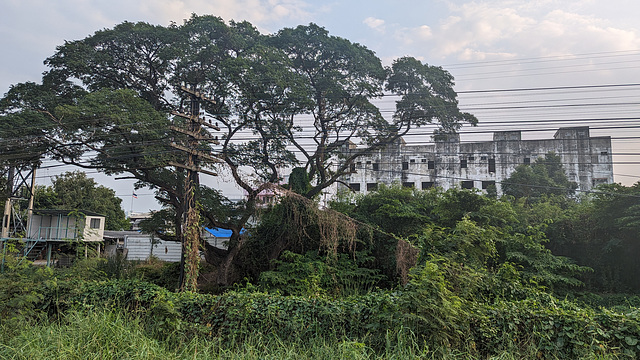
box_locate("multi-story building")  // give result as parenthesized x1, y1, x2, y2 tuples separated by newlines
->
(341, 126, 613, 195)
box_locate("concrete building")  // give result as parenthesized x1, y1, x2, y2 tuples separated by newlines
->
(341, 127, 613, 195)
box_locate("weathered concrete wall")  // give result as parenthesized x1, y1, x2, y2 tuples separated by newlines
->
(342, 127, 613, 195)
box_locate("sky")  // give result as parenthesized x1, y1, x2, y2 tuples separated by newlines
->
(2, 0, 640, 212)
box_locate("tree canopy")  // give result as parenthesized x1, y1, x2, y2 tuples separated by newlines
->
(33, 171, 129, 231)
(1, 14, 477, 287)
(502, 152, 577, 201)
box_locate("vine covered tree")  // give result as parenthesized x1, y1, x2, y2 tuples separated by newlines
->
(1, 15, 477, 288)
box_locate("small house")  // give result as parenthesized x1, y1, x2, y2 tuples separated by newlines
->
(28, 209, 105, 242)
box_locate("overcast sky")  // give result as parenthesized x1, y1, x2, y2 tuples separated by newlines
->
(2, 0, 640, 212)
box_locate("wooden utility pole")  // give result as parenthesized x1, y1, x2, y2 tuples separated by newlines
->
(171, 84, 219, 292)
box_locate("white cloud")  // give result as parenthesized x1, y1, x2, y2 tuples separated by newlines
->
(135, 0, 312, 31)
(418, 1, 640, 61)
(363, 17, 386, 33)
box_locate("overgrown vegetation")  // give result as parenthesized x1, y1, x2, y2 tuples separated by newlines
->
(1, 180, 639, 358)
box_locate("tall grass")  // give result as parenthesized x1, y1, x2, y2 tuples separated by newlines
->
(0, 308, 628, 359)
(0, 309, 564, 360)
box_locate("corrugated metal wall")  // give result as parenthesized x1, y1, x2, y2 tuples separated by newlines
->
(124, 235, 182, 262)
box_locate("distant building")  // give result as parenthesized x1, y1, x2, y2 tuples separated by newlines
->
(128, 212, 152, 231)
(341, 127, 613, 195)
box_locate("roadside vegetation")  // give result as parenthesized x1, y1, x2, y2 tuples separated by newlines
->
(1, 174, 639, 359)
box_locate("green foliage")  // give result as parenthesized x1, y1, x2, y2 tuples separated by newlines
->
(334, 185, 588, 295)
(33, 171, 129, 230)
(2, 273, 639, 359)
(258, 251, 383, 297)
(288, 167, 312, 195)
(502, 152, 578, 201)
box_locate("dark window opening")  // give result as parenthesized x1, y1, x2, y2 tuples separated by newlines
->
(366, 160, 371, 164)
(488, 158, 496, 173)
(410, 159, 415, 163)
(524, 157, 530, 165)
(372, 163, 379, 171)
(461, 159, 467, 168)
(480, 156, 487, 160)
(366, 183, 378, 191)
(428, 160, 435, 169)
(350, 163, 356, 172)
(421, 159, 427, 163)
(422, 181, 434, 189)
(349, 183, 360, 192)
(468, 156, 475, 161)
(600, 151, 608, 156)
(482, 181, 495, 189)
(90, 218, 101, 229)
(402, 182, 414, 188)
(402, 161, 409, 170)
(461, 181, 474, 189)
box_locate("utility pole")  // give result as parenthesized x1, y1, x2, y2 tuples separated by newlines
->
(171, 83, 219, 292)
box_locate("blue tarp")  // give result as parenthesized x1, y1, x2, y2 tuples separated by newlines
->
(205, 227, 246, 237)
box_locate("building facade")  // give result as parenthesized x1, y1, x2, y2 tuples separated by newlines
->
(341, 127, 613, 195)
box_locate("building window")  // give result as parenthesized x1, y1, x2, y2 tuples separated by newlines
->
(372, 163, 379, 171)
(421, 159, 427, 163)
(480, 156, 487, 160)
(402, 161, 409, 170)
(90, 218, 101, 229)
(428, 160, 435, 169)
(366, 183, 378, 191)
(488, 158, 496, 173)
(524, 157, 530, 165)
(422, 181, 434, 189)
(468, 156, 475, 161)
(600, 151, 608, 156)
(402, 182, 414, 188)
(482, 181, 495, 189)
(461, 181, 474, 189)
(350, 163, 356, 172)
(461, 159, 467, 168)
(366, 160, 371, 165)
(410, 159, 415, 163)
(349, 183, 360, 192)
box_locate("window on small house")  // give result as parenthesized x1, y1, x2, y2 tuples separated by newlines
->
(461, 159, 467, 168)
(350, 163, 356, 172)
(402, 161, 409, 170)
(402, 182, 414, 188)
(366, 183, 378, 191)
(524, 157, 530, 165)
(410, 159, 415, 163)
(482, 180, 495, 189)
(461, 181, 474, 189)
(480, 156, 487, 160)
(468, 156, 475, 161)
(488, 158, 496, 173)
(421, 159, 427, 163)
(600, 151, 608, 156)
(349, 183, 361, 192)
(372, 163, 379, 171)
(428, 160, 435, 169)
(90, 218, 101, 229)
(422, 181, 434, 189)
(366, 160, 371, 164)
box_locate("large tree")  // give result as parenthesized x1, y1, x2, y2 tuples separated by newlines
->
(1, 15, 477, 288)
